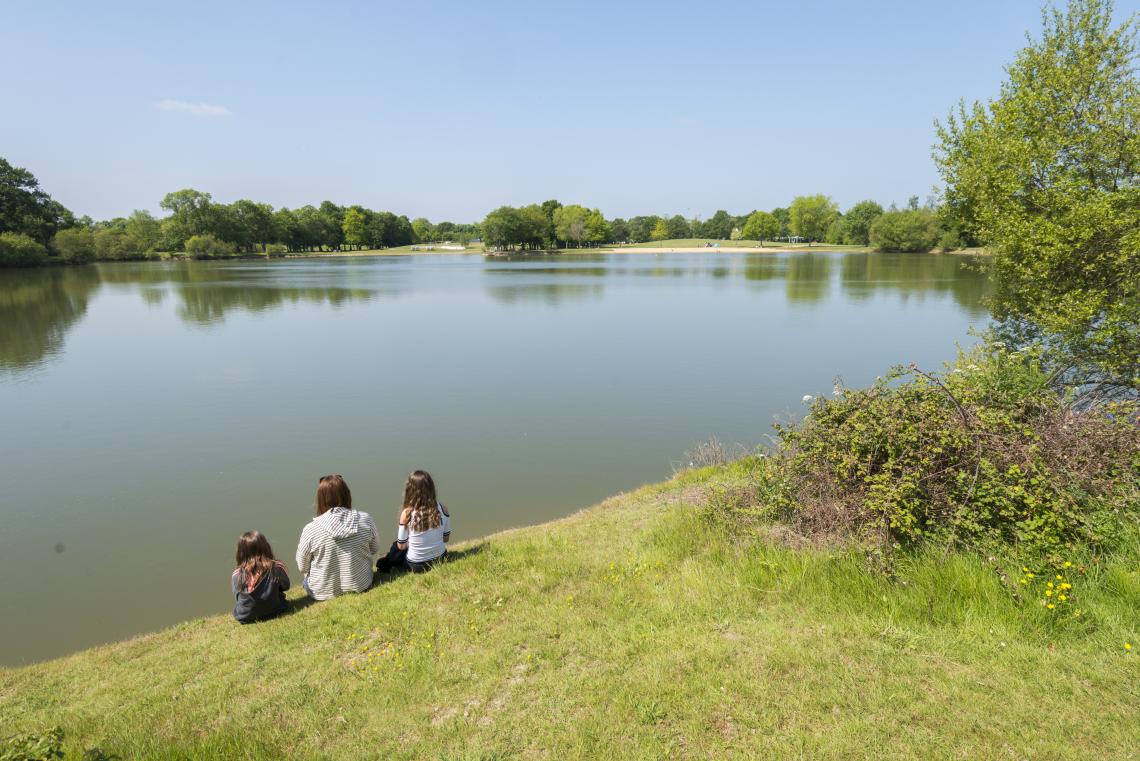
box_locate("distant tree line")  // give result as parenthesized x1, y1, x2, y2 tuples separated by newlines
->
(1, 154, 982, 267)
(481, 195, 978, 252)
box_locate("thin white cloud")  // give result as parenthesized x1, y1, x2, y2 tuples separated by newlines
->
(155, 99, 231, 117)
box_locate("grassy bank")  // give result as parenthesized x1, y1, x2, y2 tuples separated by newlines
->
(2, 461, 1137, 759)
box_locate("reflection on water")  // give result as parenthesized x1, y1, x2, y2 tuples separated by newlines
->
(0, 267, 101, 374)
(0, 252, 991, 375)
(0, 250, 993, 664)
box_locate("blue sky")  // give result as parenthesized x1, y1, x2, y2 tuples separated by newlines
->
(2, 0, 1136, 222)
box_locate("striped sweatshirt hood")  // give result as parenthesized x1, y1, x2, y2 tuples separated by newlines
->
(319, 506, 360, 538)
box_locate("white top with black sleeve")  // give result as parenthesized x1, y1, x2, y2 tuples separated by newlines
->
(398, 503, 451, 563)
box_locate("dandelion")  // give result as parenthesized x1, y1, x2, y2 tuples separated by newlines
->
(1063, 561, 1072, 568)
(1059, 595, 1067, 601)
(1126, 643, 1133, 651)
(1045, 590, 1052, 597)
(1056, 575, 1063, 580)
(1047, 582, 1054, 588)
(1019, 579, 1028, 585)
(1027, 573, 1035, 579)
(1047, 604, 1055, 610)
(1022, 567, 1029, 573)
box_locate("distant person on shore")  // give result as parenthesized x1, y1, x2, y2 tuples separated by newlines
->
(376, 470, 451, 574)
(231, 530, 291, 624)
(296, 474, 379, 600)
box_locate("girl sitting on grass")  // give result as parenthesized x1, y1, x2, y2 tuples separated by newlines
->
(376, 470, 451, 574)
(231, 530, 291, 624)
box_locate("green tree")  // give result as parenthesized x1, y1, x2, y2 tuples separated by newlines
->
(0, 157, 73, 244)
(366, 211, 388, 249)
(703, 210, 734, 239)
(554, 205, 590, 247)
(51, 227, 96, 263)
(627, 216, 659, 243)
(160, 189, 213, 249)
(343, 207, 368, 249)
(317, 201, 345, 250)
(841, 200, 884, 246)
(666, 215, 691, 239)
(770, 207, 790, 237)
(868, 209, 939, 252)
(92, 227, 147, 260)
(586, 209, 609, 245)
(741, 211, 780, 244)
(540, 199, 562, 224)
(482, 206, 522, 249)
(788, 195, 839, 243)
(125, 210, 161, 252)
(229, 200, 275, 252)
(608, 218, 630, 243)
(936, 0, 1139, 388)
(650, 218, 670, 241)
(518, 204, 551, 249)
(825, 217, 845, 244)
(411, 217, 434, 244)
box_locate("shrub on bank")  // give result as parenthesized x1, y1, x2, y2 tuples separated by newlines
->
(761, 342, 1138, 558)
(51, 227, 96, 263)
(0, 232, 48, 267)
(869, 209, 940, 252)
(184, 234, 232, 259)
(93, 227, 150, 261)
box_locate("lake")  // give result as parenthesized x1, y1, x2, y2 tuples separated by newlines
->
(0, 250, 991, 664)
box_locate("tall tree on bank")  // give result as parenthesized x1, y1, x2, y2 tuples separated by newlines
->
(788, 195, 839, 244)
(936, 0, 1140, 391)
(741, 210, 780, 244)
(343, 207, 368, 249)
(160, 189, 214, 248)
(841, 200, 884, 246)
(554, 205, 589, 248)
(0, 157, 74, 244)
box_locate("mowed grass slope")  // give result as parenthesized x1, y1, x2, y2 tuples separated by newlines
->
(2, 461, 1137, 759)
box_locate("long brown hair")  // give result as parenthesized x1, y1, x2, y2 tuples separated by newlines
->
(315, 474, 352, 515)
(403, 470, 440, 531)
(235, 530, 275, 589)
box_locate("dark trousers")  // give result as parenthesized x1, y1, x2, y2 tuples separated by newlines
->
(377, 541, 446, 574)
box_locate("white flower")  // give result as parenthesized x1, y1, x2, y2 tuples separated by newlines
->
(802, 395, 813, 403)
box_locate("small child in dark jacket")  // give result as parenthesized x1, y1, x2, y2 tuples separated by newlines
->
(231, 530, 290, 624)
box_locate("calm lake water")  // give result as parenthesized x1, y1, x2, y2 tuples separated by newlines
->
(0, 251, 991, 664)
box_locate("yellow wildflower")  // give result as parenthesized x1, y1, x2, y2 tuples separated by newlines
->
(1027, 573, 1035, 578)
(1022, 566, 1029, 573)
(1063, 561, 1072, 568)
(1046, 590, 1052, 597)
(1126, 643, 1133, 651)
(1047, 582, 1054, 588)
(1056, 574, 1063, 580)
(1047, 604, 1055, 610)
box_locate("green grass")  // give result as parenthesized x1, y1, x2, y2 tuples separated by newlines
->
(2, 462, 1137, 759)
